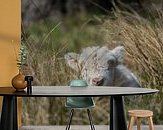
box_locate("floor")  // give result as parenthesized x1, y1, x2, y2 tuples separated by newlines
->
(20, 125, 163, 130)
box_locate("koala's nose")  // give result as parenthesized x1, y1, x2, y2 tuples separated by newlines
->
(92, 77, 104, 86)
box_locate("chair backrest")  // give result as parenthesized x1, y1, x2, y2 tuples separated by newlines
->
(66, 80, 94, 108)
(69, 79, 88, 87)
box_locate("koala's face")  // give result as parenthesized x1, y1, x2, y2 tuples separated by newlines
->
(64, 46, 125, 86)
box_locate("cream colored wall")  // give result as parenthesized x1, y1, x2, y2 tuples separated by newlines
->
(0, 0, 21, 126)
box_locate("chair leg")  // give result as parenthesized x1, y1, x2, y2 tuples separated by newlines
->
(148, 116, 154, 130)
(136, 117, 141, 130)
(66, 109, 74, 130)
(87, 109, 95, 130)
(128, 116, 135, 130)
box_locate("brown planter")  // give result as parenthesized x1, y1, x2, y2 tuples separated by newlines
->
(12, 71, 27, 91)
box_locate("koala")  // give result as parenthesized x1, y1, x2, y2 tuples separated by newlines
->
(64, 46, 141, 87)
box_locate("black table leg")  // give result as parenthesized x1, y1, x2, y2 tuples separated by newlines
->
(110, 96, 127, 130)
(0, 96, 18, 130)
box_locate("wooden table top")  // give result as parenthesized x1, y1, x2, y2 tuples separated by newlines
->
(0, 86, 159, 97)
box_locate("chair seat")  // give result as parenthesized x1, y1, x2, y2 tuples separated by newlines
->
(65, 97, 95, 108)
(128, 110, 153, 117)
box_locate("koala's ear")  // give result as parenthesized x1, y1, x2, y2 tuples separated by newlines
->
(64, 52, 80, 71)
(110, 46, 125, 63)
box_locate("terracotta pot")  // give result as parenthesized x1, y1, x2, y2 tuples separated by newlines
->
(12, 71, 27, 91)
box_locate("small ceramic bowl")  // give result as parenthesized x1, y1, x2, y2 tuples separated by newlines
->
(69, 79, 88, 87)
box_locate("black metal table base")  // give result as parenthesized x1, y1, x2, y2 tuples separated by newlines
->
(110, 96, 127, 130)
(0, 96, 18, 130)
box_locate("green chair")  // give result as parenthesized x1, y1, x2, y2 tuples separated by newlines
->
(65, 79, 95, 130)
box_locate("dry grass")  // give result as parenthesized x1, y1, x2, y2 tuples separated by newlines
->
(102, 9, 163, 88)
(21, 9, 163, 125)
(21, 39, 77, 125)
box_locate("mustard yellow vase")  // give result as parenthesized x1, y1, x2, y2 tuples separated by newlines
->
(12, 71, 27, 91)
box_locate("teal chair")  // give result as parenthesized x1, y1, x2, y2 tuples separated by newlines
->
(65, 79, 95, 130)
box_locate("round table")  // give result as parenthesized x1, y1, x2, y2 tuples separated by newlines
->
(0, 86, 158, 130)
